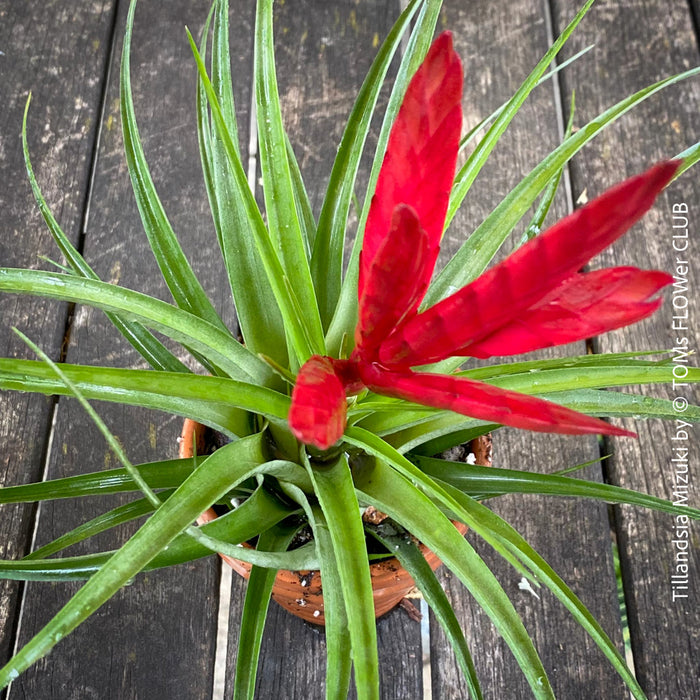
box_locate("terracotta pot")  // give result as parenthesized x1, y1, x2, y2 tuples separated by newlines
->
(179, 418, 490, 625)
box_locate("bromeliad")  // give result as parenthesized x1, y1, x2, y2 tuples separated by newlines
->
(288, 32, 678, 450)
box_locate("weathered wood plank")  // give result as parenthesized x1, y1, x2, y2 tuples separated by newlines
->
(551, 1, 700, 698)
(7, 1, 240, 697)
(0, 0, 119, 669)
(1, 0, 696, 698)
(429, 1, 629, 697)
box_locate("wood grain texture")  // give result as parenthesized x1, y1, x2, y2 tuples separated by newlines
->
(0, 0, 697, 698)
(0, 0, 118, 670)
(5, 1, 238, 698)
(550, 1, 700, 698)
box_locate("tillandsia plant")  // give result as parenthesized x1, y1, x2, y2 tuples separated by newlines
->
(0, 0, 698, 698)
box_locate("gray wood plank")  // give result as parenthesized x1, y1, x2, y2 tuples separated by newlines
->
(1, 0, 695, 698)
(0, 0, 119, 669)
(7, 1, 244, 697)
(550, 1, 700, 698)
(429, 1, 629, 697)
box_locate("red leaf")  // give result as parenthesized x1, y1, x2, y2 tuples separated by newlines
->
(357, 362, 635, 437)
(288, 356, 347, 450)
(359, 31, 463, 302)
(355, 204, 433, 360)
(466, 267, 674, 358)
(379, 161, 680, 367)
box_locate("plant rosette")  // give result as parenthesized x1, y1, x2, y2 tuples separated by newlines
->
(1, 0, 699, 698)
(179, 417, 481, 624)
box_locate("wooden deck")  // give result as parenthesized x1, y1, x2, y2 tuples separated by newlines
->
(0, 1, 698, 697)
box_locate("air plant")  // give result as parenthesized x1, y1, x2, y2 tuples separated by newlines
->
(0, 0, 698, 698)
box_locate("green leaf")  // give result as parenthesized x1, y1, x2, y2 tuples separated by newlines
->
(121, 0, 228, 334)
(254, 0, 325, 356)
(233, 523, 299, 700)
(458, 46, 593, 154)
(0, 434, 267, 687)
(0, 484, 296, 581)
(368, 521, 483, 700)
(22, 97, 188, 374)
(0, 269, 271, 384)
(415, 456, 700, 519)
(428, 63, 700, 303)
(306, 453, 379, 699)
(24, 495, 170, 560)
(309, 505, 353, 700)
(286, 134, 317, 253)
(187, 30, 318, 364)
(443, 0, 595, 238)
(311, 0, 422, 329)
(429, 479, 646, 699)
(0, 457, 195, 503)
(520, 92, 576, 244)
(351, 450, 554, 699)
(540, 388, 700, 421)
(0, 359, 289, 438)
(197, 1, 289, 370)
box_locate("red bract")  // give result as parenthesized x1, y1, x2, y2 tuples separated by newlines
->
(288, 31, 678, 450)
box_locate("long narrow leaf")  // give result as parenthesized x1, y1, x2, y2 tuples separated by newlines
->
(0, 484, 295, 581)
(121, 0, 228, 333)
(0, 458, 195, 503)
(22, 97, 188, 374)
(459, 46, 593, 154)
(285, 134, 317, 252)
(521, 92, 576, 244)
(415, 455, 700, 519)
(431, 479, 646, 699)
(352, 452, 554, 699)
(306, 453, 379, 699)
(187, 30, 317, 363)
(368, 521, 483, 700)
(309, 505, 353, 700)
(254, 0, 325, 355)
(442, 0, 595, 235)
(233, 523, 299, 700)
(0, 358, 266, 438)
(0, 434, 267, 687)
(197, 1, 289, 369)
(0, 269, 271, 384)
(24, 495, 170, 560)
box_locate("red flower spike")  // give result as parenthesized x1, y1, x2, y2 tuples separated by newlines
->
(359, 31, 463, 301)
(357, 362, 636, 438)
(466, 267, 674, 358)
(379, 161, 680, 367)
(288, 355, 347, 450)
(287, 32, 676, 451)
(355, 204, 433, 360)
